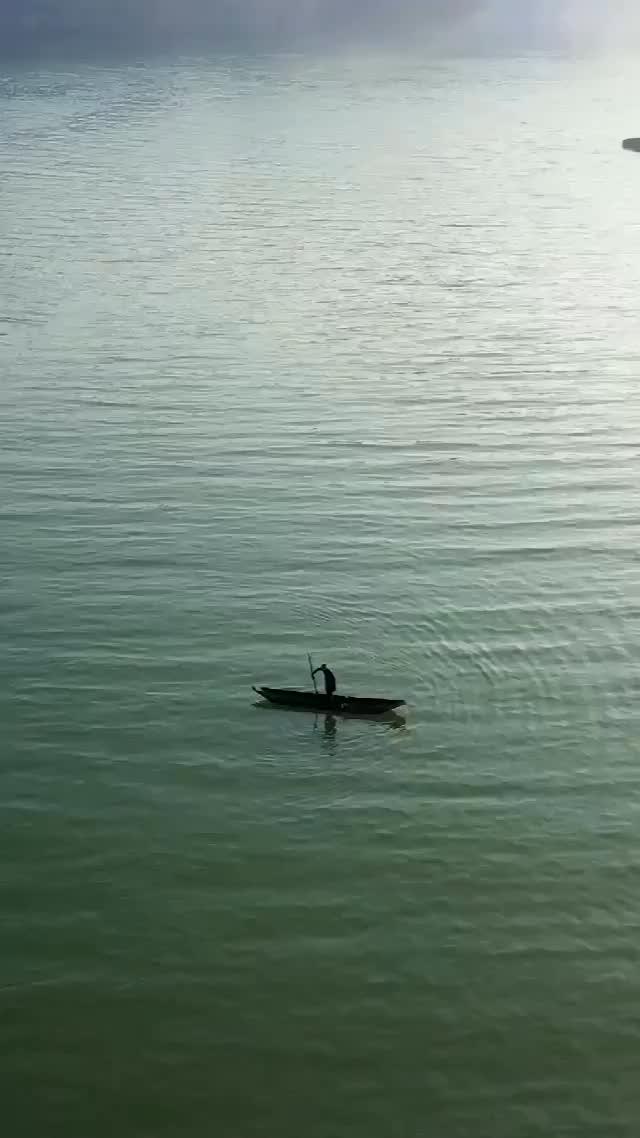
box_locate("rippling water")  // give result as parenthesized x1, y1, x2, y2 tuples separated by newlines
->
(3, 52, 640, 1137)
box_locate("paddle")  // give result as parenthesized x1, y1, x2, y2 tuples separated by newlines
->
(308, 654, 317, 693)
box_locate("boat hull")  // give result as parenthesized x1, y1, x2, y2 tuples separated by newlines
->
(253, 687, 404, 716)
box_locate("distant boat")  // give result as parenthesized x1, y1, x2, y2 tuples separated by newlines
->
(253, 686, 405, 717)
(622, 138, 640, 152)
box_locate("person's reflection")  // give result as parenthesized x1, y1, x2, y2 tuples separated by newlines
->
(323, 713, 337, 745)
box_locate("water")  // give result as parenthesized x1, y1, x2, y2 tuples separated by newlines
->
(3, 52, 640, 1136)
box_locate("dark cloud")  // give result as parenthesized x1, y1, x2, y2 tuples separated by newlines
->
(0, 0, 483, 57)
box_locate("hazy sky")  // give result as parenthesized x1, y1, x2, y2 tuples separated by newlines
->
(1, 1, 638, 57)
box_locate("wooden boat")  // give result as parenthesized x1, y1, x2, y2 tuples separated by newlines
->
(253, 686, 405, 716)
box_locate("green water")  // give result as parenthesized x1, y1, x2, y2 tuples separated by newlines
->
(3, 53, 640, 1137)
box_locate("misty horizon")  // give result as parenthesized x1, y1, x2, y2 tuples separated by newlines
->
(2, 1, 639, 60)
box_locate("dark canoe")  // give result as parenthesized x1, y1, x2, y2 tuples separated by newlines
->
(623, 138, 640, 152)
(253, 687, 405, 716)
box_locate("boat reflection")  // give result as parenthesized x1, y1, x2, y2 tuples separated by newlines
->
(253, 700, 406, 731)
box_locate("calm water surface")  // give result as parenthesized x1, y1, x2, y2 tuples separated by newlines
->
(3, 52, 640, 1137)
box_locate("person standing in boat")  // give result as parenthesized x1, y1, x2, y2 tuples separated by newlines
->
(313, 663, 337, 700)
